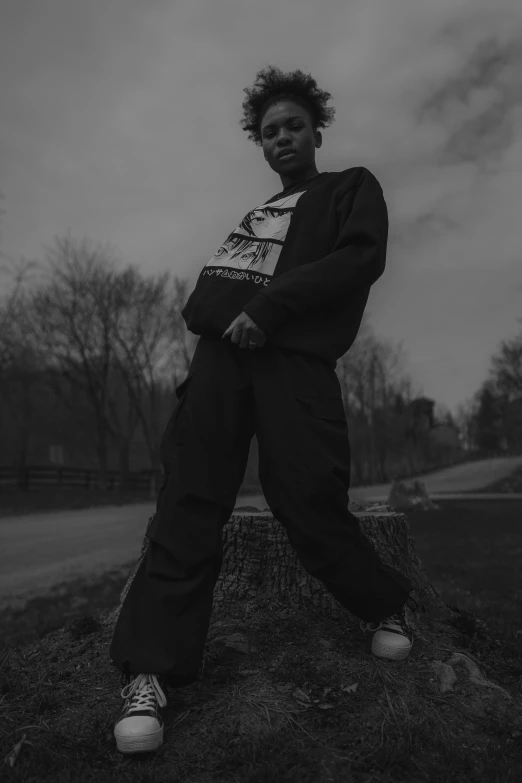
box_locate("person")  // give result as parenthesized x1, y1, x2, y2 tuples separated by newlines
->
(111, 65, 418, 755)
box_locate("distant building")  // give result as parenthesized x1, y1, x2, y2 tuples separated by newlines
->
(429, 423, 461, 449)
(408, 397, 435, 432)
(407, 396, 464, 449)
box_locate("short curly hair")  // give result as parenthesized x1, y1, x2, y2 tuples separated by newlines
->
(240, 65, 336, 147)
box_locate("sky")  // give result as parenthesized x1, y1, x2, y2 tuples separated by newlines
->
(1, 0, 521, 419)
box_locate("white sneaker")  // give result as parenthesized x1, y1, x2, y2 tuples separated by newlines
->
(114, 673, 168, 754)
(361, 608, 414, 661)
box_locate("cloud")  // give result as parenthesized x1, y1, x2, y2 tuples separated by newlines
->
(1, 0, 521, 412)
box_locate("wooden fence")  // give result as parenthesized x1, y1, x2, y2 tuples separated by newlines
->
(0, 465, 162, 494)
(0, 464, 262, 495)
(1, 445, 521, 496)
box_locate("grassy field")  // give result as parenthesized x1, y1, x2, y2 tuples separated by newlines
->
(1, 498, 521, 781)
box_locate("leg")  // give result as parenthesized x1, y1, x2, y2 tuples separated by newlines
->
(110, 337, 256, 686)
(251, 346, 413, 623)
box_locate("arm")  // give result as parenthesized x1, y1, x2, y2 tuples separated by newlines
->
(242, 168, 388, 337)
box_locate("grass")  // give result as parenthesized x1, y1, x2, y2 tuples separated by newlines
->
(1, 500, 522, 780)
(408, 499, 522, 648)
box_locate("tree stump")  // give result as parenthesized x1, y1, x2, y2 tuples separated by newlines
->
(103, 502, 448, 632)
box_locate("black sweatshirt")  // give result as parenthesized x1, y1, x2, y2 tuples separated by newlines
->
(181, 166, 388, 369)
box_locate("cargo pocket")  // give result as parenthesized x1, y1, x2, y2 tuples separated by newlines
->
(160, 371, 195, 465)
(175, 371, 195, 400)
(295, 395, 347, 427)
(294, 395, 350, 501)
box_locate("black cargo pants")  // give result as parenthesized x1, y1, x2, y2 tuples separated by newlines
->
(110, 336, 413, 687)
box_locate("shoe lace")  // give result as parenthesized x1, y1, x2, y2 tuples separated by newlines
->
(360, 596, 418, 634)
(120, 673, 167, 712)
(360, 612, 404, 633)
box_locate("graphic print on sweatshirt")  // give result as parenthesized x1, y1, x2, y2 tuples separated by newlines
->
(201, 190, 305, 282)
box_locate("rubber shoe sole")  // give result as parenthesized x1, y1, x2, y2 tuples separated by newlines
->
(114, 673, 167, 754)
(372, 630, 412, 660)
(114, 722, 164, 754)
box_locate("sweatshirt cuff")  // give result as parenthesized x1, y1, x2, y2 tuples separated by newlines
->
(242, 293, 288, 337)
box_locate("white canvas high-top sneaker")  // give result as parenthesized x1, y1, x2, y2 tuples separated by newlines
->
(114, 673, 168, 754)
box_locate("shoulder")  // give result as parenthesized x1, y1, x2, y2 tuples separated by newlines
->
(335, 166, 383, 191)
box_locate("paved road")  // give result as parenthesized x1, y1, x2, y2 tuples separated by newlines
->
(237, 455, 522, 507)
(0, 504, 155, 610)
(1, 455, 521, 610)
(350, 454, 522, 501)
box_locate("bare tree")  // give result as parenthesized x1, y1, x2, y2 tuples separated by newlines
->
(108, 268, 198, 479)
(18, 233, 141, 487)
(0, 256, 41, 374)
(454, 397, 477, 451)
(0, 254, 49, 474)
(335, 316, 424, 484)
(17, 232, 200, 486)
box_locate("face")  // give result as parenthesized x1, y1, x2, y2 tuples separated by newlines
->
(260, 100, 322, 175)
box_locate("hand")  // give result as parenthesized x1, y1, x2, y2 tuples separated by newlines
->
(222, 311, 267, 350)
